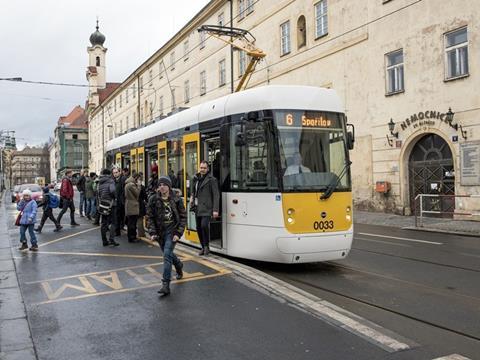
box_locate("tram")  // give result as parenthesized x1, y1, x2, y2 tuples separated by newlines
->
(106, 85, 355, 263)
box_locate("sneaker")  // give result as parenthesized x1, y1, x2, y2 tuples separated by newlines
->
(71, 222, 80, 226)
(53, 226, 63, 232)
(29, 244, 39, 251)
(198, 249, 205, 256)
(204, 247, 210, 256)
(18, 243, 28, 251)
(34, 228, 42, 233)
(157, 281, 170, 296)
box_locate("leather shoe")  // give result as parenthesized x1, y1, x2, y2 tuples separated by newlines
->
(175, 262, 184, 280)
(109, 240, 120, 247)
(71, 222, 80, 226)
(157, 282, 170, 296)
(18, 243, 28, 251)
(198, 249, 205, 256)
(204, 247, 210, 256)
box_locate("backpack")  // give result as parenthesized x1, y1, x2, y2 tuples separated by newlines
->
(98, 199, 113, 216)
(48, 192, 60, 208)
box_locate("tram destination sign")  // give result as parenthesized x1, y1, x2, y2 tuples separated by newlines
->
(284, 111, 341, 129)
(460, 141, 480, 186)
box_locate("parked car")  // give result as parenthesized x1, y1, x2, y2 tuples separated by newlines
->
(11, 185, 21, 203)
(14, 184, 44, 204)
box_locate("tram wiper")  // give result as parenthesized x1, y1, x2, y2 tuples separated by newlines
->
(320, 160, 352, 200)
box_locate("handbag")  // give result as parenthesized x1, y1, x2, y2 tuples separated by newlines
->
(98, 199, 114, 216)
(15, 202, 28, 226)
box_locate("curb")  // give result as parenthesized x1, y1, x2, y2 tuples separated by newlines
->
(401, 226, 480, 238)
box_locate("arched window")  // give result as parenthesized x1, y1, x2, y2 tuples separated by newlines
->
(96, 56, 101, 66)
(297, 15, 306, 49)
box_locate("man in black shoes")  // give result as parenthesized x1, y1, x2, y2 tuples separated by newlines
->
(56, 169, 80, 226)
(190, 161, 220, 256)
(147, 176, 186, 296)
(97, 169, 120, 247)
(35, 186, 62, 233)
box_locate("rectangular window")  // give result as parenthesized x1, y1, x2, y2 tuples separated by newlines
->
(119, 94, 122, 108)
(218, 12, 224, 27)
(199, 30, 206, 49)
(159, 62, 164, 79)
(126, 89, 129, 103)
(386, 49, 404, 94)
(159, 96, 164, 116)
(246, 0, 254, 14)
(184, 80, 190, 103)
(170, 51, 175, 70)
(149, 69, 153, 83)
(239, 50, 246, 77)
(219, 59, 226, 87)
(114, 99, 117, 112)
(139, 77, 144, 93)
(126, 115, 129, 129)
(238, 0, 245, 20)
(280, 21, 291, 56)
(184, 40, 189, 60)
(171, 88, 176, 110)
(133, 84, 136, 98)
(445, 27, 468, 79)
(200, 71, 207, 95)
(315, 0, 328, 38)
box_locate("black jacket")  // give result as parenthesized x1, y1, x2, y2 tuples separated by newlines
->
(115, 175, 126, 206)
(77, 175, 86, 192)
(98, 175, 116, 204)
(146, 191, 186, 239)
(191, 172, 220, 216)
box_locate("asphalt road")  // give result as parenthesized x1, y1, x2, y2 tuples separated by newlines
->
(247, 223, 480, 359)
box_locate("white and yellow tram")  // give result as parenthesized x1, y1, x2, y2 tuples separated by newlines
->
(106, 85, 355, 263)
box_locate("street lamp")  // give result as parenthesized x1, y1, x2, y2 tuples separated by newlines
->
(386, 118, 399, 147)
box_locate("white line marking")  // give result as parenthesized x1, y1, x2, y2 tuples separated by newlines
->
(432, 354, 471, 360)
(357, 232, 442, 245)
(354, 237, 411, 247)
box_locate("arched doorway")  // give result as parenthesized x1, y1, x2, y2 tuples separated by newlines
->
(408, 134, 455, 217)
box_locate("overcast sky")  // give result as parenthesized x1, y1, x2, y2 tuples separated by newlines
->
(0, 0, 209, 149)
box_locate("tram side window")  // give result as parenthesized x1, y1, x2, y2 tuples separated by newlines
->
(229, 119, 278, 191)
(167, 138, 183, 193)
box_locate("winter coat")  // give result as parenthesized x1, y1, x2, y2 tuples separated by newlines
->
(190, 172, 220, 216)
(77, 175, 86, 192)
(16, 199, 37, 225)
(124, 177, 140, 216)
(114, 175, 126, 206)
(139, 184, 147, 217)
(146, 191, 186, 240)
(85, 177, 95, 199)
(97, 175, 116, 204)
(60, 176, 74, 199)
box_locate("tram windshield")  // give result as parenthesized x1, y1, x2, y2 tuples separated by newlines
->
(275, 110, 351, 192)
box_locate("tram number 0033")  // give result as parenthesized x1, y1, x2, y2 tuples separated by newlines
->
(313, 220, 334, 230)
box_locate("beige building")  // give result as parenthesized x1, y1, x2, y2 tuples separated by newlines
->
(11, 146, 50, 185)
(86, 0, 480, 216)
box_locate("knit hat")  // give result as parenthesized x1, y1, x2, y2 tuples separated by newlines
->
(22, 189, 32, 196)
(158, 176, 172, 189)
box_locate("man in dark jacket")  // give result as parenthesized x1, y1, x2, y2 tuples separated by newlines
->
(35, 186, 62, 233)
(112, 167, 126, 236)
(77, 170, 87, 217)
(190, 161, 220, 255)
(147, 176, 186, 296)
(98, 169, 120, 247)
(56, 170, 79, 226)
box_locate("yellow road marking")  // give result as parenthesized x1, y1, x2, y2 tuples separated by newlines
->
(32, 251, 165, 260)
(33, 272, 228, 305)
(38, 227, 98, 247)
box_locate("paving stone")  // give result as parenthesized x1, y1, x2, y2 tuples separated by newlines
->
(0, 318, 33, 353)
(0, 287, 26, 320)
(0, 271, 18, 289)
(0, 348, 36, 360)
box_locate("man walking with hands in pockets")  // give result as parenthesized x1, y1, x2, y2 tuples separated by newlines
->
(147, 176, 186, 296)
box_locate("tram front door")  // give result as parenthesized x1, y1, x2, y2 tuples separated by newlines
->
(183, 133, 200, 243)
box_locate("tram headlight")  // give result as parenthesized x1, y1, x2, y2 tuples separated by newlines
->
(287, 208, 295, 215)
(346, 206, 351, 221)
(287, 217, 294, 224)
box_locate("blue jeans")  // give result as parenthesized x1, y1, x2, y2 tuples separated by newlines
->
(20, 224, 37, 246)
(79, 192, 87, 215)
(159, 232, 182, 283)
(86, 198, 96, 216)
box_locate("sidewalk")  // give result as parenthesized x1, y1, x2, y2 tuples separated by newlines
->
(354, 210, 480, 236)
(0, 194, 37, 359)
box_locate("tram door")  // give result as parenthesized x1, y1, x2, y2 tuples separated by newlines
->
(183, 133, 200, 243)
(129, 147, 145, 178)
(157, 141, 167, 176)
(130, 149, 137, 174)
(115, 153, 122, 168)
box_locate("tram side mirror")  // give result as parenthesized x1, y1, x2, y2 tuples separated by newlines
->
(346, 123, 355, 150)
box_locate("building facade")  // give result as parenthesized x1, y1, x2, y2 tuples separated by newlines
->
(87, 0, 480, 216)
(51, 106, 89, 179)
(11, 146, 50, 185)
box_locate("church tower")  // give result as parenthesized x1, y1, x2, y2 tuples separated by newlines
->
(86, 20, 107, 110)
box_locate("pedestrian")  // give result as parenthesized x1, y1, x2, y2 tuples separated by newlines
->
(147, 176, 186, 296)
(97, 168, 120, 247)
(92, 174, 100, 226)
(77, 170, 87, 217)
(137, 172, 147, 238)
(190, 161, 220, 255)
(56, 169, 80, 226)
(34, 186, 62, 233)
(17, 189, 39, 251)
(112, 167, 125, 236)
(85, 172, 96, 220)
(125, 172, 141, 243)
(147, 170, 159, 199)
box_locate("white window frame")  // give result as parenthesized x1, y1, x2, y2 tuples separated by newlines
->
(218, 12, 224, 27)
(246, 0, 254, 14)
(126, 89, 129, 103)
(199, 31, 206, 50)
(280, 21, 291, 56)
(238, 0, 245, 20)
(170, 51, 175, 70)
(445, 27, 468, 80)
(159, 96, 164, 116)
(239, 50, 246, 77)
(171, 88, 176, 110)
(200, 71, 207, 95)
(184, 39, 189, 61)
(139, 77, 143, 93)
(315, 0, 328, 39)
(184, 80, 190, 103)
(385, 49, 404, 95)
(219, 59, 226, 87)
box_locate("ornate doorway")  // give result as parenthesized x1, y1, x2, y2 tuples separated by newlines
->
(408, 134, 455, 217)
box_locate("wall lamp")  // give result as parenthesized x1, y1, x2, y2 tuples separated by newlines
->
(386, 118, 398, 147)
(446, 107, 467, 140)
